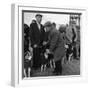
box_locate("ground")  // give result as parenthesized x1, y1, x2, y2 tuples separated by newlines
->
(30, 59, 80, 77)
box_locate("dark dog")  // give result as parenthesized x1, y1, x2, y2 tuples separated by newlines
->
(40, 45, 55, 72)
(65, 43, 73, 62)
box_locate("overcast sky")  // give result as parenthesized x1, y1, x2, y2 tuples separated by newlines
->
(24, 12, 70, 29)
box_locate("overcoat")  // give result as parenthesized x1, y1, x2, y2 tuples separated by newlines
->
(29, 22, 45, 68)
(30, 22, 45, 47)
(48, 29, 65, 62)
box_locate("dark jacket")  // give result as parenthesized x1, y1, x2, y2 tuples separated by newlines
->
(29, 22, 45, 47)
(24, 24, 30, 52)
(48, 29, 65, 62)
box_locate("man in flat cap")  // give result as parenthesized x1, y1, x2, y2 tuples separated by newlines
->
(35, 14, 43, 17)
(44, 21, 65, 75)
(29, 14, 45, 69)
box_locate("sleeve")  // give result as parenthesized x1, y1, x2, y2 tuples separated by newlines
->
(65, 34, 71, 44)
(74, 27, 78, 42)
(42, 26, 45, 42)
(29, 24, 35, 47)
(49, 32, 59, 52)
(66, 27, 72, 43)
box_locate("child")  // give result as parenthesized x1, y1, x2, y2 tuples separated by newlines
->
(24, 47, 33, 77)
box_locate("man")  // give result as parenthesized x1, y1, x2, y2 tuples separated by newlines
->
(44, 21, 65, 75)
(52, 22, 56, 29)
(66, 21, 78, 59)
(30, 14, 45, 69)
(71, 23, 78, 59)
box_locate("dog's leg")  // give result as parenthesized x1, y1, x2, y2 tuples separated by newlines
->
(24, 69, 26, 77)
(41, 65, 43, 72)
(71, 54, 73, 61)
(69, 54, 73, 62)
(28, 68, 31, 77)
(50, 60, 53, 69)
(53, 59, 55, 68)
(44, 64, 46, 71)
(63, 56, 67, 64)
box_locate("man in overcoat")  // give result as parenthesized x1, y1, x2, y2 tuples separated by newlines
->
(30, 14, 45, 69)
(44, 21, 65, 75)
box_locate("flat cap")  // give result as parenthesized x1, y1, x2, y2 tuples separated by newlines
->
(35, 14, 43, 17)
(44, 21, 52, 27)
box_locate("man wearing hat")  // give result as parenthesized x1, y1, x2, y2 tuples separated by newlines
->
(66, 22, 78, 59)
(44, 21, 65, 75)
(30, 14, 45, 69)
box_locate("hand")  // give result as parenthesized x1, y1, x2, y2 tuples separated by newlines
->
(33, 44, 37, 48)
(65, 44, 68, 48)
(43, 41, 47, 45)
(46, 49, 50, 54)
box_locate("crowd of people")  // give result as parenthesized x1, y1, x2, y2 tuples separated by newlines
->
(24, 14, 80, 77)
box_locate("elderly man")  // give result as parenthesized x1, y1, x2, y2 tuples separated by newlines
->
(44, 21, 65, 75)
(30, 14, 45, 69)
(66, 21, 78, 59)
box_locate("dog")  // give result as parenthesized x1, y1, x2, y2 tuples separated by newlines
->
(65, 43, 74, 62)
(40, 49, 55, 72)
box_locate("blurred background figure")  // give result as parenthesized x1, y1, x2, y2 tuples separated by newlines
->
(24, 24, 33, 77)
(66, 21, 78, 60)
(24, 24, 30, 53)
(31, 19, 36, 24)
(52, 22, 56, 29)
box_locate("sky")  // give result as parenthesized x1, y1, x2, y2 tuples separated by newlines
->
(24, 12, 70, 29)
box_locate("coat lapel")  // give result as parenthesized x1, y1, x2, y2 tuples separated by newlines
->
(35, 23, 41, 36)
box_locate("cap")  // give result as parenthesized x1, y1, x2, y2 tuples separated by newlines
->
(44, 21, 52, 27)
(35, 14, 43, 17)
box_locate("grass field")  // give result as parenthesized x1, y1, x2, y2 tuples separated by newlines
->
(30, 59, 80, 77)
